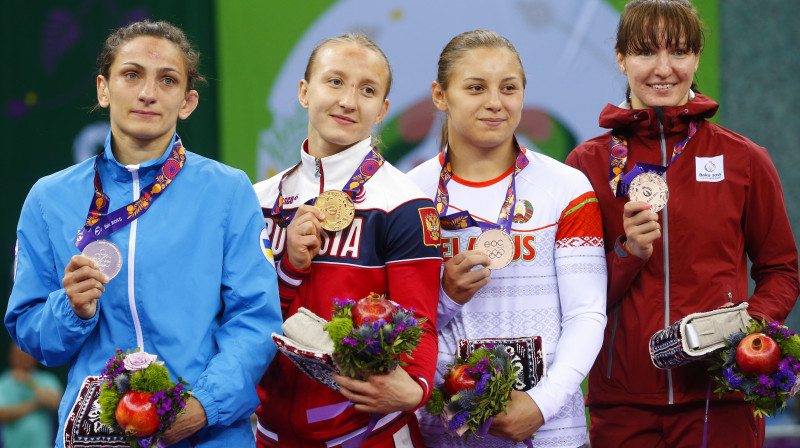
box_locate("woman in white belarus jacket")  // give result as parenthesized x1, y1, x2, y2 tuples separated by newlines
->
(406, 30, 607, 447)
(5, 20, 281, 448)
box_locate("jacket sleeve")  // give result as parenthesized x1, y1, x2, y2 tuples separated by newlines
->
(190, 174, 282, 427)
(5, 183, 99, 367)
(741, 146, 799, 323)
(385, 199, 441, 411)
(606, 236, 649, 308)
(526, 190, 608, 422)
(275, 254, 310, 318)
(436, 286, 463, 330)
(564, 149, 648, 308)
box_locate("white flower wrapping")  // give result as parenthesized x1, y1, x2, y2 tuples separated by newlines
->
(122, 352, 164, 373)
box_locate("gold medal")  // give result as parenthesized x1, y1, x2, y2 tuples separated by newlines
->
(475, 228, 515, 270)
(628, 172, 669, 213)
(316, 190, 355, 232)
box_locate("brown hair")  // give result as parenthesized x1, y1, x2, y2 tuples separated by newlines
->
(98, 20, 206, 91)
(435, 30, 526, 150)
(616, 0, 705, 100)
(303, 32, 393, 100)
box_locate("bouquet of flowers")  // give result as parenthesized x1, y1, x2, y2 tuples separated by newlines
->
(425, 344, 521, 441)
(324, 293, 426, 379)
(712, 320, 800, 417)
(98, 349, 191, 448)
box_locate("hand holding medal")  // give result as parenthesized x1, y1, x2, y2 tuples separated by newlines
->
(263, 148, 383, 234)
(628, 172, 669, 213)
(315, 190, 355, 232)
(68, 136, 186, 319)
(475, 229, 514, 270)
(82, 240, 123, 280)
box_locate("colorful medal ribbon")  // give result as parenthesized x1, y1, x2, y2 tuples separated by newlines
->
(435, 144, 528, 233)
(263, 148, 384, 227)
(609, 120, 697, 197)
(74, 135, 186, 251)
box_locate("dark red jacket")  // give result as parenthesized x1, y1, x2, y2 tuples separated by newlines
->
(566, 94, 799, 406)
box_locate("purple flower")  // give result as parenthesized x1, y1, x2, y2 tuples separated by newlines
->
(473, 358, 490, 375)
(475, 373, 491, 395)
(723, 366, 743, 389)
(449, 410, 470, 431)
(333, 297, 356, 308)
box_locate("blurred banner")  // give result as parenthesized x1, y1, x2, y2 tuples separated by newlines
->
(0, 0, 723, 371)
(216, 0, 718, 181)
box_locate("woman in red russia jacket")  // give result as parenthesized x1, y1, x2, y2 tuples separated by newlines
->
(565, 1, 799, 447)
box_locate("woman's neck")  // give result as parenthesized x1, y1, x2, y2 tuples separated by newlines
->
(447, 139, 518, 183)
(111, 131, 174, 166)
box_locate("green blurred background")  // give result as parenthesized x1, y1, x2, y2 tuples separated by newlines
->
(1, 0, 799, 439)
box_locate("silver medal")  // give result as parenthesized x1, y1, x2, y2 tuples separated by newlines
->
(81, 240, 123, 280)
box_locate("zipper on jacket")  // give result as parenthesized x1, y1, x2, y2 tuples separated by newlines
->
(606, 306, 619, 379)
(316, 159, 324, 194)
(654, 107, 674, 404)
(127, 165, 145, 351)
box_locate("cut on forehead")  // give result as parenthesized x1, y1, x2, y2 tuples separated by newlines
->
(98, 20, 205, 91)
(616, 0, 705, 55)
(116, 37, 185, 69)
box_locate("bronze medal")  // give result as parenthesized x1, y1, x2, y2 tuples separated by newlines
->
(628, 172, 669, 213)
(475, 228, 514, 270)
(316, 190, 355, 232)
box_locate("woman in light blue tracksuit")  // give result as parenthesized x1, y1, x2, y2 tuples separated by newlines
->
(5, 20, 282, 447)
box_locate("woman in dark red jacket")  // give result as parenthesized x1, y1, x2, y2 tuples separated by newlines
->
(566, 1, 799, 447)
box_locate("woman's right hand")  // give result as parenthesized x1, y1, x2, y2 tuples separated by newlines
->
(441, 250, 491, 305)
(622, 201, 661, 260)
(285, 204, 325, 270)
(63, 255, 109, 320)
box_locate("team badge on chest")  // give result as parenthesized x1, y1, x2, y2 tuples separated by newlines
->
(419, 207, 441, 247)
(513, 199, 533, 223)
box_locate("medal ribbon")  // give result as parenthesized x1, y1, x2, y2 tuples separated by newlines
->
(74, 135, 186, 251)
(263, 148, 385, 227)
(609, 120, 697, 197)
(435, 146, 528, 233)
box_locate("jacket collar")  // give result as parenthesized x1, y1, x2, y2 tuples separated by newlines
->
(101, 131, 177, 181)
(599, 93, 719, 138)
(297, 137, 374, 190)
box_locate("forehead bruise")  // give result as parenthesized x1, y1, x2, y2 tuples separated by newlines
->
(316, 43, 388, 82)
(117, 36, 184, 70)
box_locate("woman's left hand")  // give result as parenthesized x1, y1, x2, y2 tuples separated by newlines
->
(489, 390, 543, 443)
(161, 397, 207, 445)
(334, 367, 423, 414)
